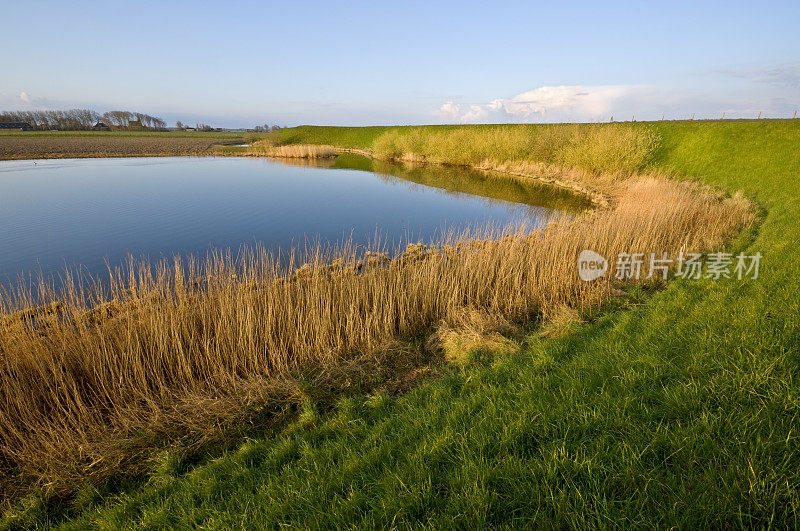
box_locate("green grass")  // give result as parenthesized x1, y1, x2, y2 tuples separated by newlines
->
(4, 120, 799, 528)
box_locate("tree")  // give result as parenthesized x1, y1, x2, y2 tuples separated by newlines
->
(0, 109, 100, 130)
(0, 108, 165, 131)
(102, 111, 134, 128)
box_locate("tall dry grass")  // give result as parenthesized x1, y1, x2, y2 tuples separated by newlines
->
(248, 141, 337, 158)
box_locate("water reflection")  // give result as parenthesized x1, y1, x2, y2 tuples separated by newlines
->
(268, 153, 591, 212)
(0, 155, 586, 285)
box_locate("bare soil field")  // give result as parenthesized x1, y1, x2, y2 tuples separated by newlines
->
(0, 136, 239, 160)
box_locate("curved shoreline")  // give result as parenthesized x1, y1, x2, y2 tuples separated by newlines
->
(336, 147, 607, 206)
(249, 145, 611, 209)
(0, 135, 608, 209)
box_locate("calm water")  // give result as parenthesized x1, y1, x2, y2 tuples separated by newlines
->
(0, 155, 586, 284)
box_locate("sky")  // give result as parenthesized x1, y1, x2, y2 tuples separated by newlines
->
(1, 0, 799, 128)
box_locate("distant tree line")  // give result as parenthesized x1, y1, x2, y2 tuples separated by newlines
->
(0, 109, 100, 130)
(174, 122, 218, 132)
(174, 122, 283, 133)
(0, 109, 167, 131)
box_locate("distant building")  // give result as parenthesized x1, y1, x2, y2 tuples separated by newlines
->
(92, 122, 110, 131)
(127, 120, 144, 131)
(0, 122, 34, 131)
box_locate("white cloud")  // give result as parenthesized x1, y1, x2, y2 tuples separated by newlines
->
(503, 85, 635, 118)
(435, 85, 652, 123)
(0, 91, 56, 109)
(434, 83, 800, 123)
(436, 101, 461, 121)
(460, 104, 491, 122)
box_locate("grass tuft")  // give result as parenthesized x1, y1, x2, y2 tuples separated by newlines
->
(428, 307, 521, 365)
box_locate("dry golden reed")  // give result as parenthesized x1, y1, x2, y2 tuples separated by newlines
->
(248, 141, 337, 158)
(0, 125, 754, 498)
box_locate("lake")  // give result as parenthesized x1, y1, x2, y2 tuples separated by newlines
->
(0, 154, 586, 284)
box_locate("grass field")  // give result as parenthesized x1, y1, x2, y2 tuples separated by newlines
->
(0, 135, 246, 160)
(0, 131, 249, 139)
(2, 120, 799, 528)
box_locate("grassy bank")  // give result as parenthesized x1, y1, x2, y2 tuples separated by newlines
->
(3, 121, 798, 527)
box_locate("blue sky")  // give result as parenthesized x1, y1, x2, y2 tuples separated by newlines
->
(2, 0, 799, 127)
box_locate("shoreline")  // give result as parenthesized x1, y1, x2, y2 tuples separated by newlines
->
(237, 144, 611, 208)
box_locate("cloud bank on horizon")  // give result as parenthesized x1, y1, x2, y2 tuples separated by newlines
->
(436, 85, 650, 123)
(434, 65, 800, 124)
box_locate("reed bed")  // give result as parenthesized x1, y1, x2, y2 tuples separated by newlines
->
(247, 142, 337, 159)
